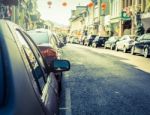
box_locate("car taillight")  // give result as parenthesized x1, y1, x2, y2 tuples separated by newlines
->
(41, 48, 57, 57)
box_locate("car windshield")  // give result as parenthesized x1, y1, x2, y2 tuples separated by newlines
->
(109, 37, 116, 41)
(27, 31, 49, 45)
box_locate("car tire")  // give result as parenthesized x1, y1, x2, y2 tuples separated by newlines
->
(110, 45, 114, 50)
(131, 46, 135, 55)
(115, 46, 118, 51)
(144, 48, 149, 58)
(123, 46, 127, 53)
(92, 43, 96, 48)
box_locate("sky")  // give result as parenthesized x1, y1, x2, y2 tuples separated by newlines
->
(37, 0, 90, 26)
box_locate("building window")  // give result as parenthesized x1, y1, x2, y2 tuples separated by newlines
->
(129, 0, 132, 6)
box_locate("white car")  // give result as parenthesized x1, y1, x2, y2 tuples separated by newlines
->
(115, 35, 135, 53)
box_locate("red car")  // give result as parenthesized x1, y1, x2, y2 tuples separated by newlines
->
(27, 29, 61, 66)
(27, 29, 64, 90)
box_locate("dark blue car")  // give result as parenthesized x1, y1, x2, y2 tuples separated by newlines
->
(92, 36, 109, 48)
(131, 33, 150, 58)
(0, 19, 70, 115)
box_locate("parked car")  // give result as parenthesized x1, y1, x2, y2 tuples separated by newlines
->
(84, 35, 97, 46)
(115, 35, 135, 53)
(70, 36, 79, 44)
(27, 29, 64, 92)
(92, 36, 109, 48)
(0, 19, 70, 115)
(131, 33, 150, 58)
(104, 36, 120, 50)
(27, 29, 61, 66)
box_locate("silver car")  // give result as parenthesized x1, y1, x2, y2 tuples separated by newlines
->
(115, 35, 135, 53)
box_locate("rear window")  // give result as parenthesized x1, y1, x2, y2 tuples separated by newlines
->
(27, 31, 49, 45)
(0, 48, 4, 107)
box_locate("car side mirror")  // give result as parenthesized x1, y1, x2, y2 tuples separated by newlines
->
(50, 59, 70, 72)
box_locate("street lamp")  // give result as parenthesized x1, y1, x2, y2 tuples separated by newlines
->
(47, 0, 52, 8)
(62, 2, 67, 7)
(88, 2, 94, 8)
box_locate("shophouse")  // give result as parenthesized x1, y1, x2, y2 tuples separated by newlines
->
(69, 6, 87, 39)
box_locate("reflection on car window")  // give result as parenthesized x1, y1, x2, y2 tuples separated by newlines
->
(0, 49, 4, 107)
(15, 30, 45, 94)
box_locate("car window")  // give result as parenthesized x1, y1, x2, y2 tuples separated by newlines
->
(27, 31, 49, 45)
(15, 30, 46, 94)
(144, 34, 150, 40)
(120, 37, 125, 41)
(94, 36, 99, 41)
(0, 48, 4, 107)
(137, 35, 144, 41)
(109, 37, 115, 41)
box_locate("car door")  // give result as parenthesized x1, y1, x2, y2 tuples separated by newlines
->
(109, 37, 115, 47)
(143, 34, 150, 48)
(13, 28, 59, 115)
(118, 36, 125, 49)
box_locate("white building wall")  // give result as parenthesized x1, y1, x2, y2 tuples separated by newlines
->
(111, 0, 121, 19)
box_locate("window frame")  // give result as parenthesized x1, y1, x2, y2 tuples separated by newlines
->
(15, 29, 46, 95)
(22, 31, 49, 75)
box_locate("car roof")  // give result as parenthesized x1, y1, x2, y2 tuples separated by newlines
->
(27, 28, 52, 35)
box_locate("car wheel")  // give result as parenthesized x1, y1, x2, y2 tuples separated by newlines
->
(123, 46, 127, 53)
(115, 46, 118, 51)
(92, 43, 96, 48)
(144, 48, 149, 58)
(131, 46, 135, 55)
(110, 45, 114, 50)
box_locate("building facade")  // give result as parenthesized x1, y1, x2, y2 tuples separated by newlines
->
(69, 6, 87, 39)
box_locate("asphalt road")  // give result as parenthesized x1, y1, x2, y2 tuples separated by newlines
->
(59, 44, 150, 115)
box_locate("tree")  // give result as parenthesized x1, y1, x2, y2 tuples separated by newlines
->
(136, 23, 145, 36)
